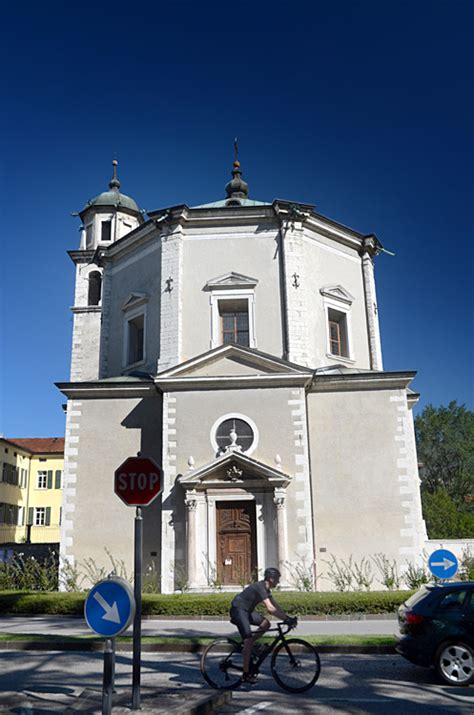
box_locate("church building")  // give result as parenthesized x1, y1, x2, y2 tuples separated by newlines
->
(57, 158, 427, 592)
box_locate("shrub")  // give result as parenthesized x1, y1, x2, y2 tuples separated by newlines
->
(371, 553, 400, 590)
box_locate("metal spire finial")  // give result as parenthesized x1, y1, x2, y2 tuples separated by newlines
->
(225, 139, 248, 201)
(109, 158, 121, 191)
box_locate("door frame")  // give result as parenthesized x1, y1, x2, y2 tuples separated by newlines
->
(216, 500, 257, 585)
(207, 492, 266, 585)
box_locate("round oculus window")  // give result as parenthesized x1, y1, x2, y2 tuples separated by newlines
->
(215, 418, 254, 453)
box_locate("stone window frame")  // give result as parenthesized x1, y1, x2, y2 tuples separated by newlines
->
(210, 412, 259, 457)
(122, 293, 148, 370)
(320, 286, 355, 363)
(210, 288, 256, 350)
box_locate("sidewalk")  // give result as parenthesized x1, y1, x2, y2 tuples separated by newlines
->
(0, 614, 398, 638)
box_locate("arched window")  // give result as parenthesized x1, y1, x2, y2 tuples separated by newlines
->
(88, 271, 102, 306)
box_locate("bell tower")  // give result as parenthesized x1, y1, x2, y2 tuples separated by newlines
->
(69, 161, 143, 381)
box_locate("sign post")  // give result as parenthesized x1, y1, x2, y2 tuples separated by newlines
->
(428, 549, 459, 580)
(84, 576, 135, 715)
(114, 455, 162, 711)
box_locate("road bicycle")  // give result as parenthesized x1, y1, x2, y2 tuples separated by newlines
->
(200, 619, 321, 692)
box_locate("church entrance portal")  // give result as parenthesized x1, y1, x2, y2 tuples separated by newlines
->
(216, 501, 256, 585)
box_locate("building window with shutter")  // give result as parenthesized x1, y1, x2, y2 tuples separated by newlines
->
(219, 300, 250, 346)
(34, 507, 46, 526)
(55, 470, 62, 489)
(328, 309, 349, 357)
(127, 313, 145, 365)
(37, 471, 48, 489)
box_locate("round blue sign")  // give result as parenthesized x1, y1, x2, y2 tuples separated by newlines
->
(428, 549, 458, 580)
(84, 576, 135, 637)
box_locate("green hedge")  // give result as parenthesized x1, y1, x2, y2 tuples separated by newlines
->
(0, 590, 412, 616)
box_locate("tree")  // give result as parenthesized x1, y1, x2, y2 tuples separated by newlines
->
(415, 401, 474, 539)
(415, 401, 474, 505)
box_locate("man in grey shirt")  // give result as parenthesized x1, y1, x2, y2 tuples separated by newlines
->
(230, 567, 296, 683)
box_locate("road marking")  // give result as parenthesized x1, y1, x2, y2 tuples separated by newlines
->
(236, 701, 273, 714)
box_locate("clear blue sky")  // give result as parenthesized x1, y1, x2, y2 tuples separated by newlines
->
(1, 0, 473, 437)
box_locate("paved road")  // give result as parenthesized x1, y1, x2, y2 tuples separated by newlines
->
(0, 651, 471, 713)
(0, 615, 398, 637)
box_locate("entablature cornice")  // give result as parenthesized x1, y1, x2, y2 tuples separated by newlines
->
(68, 249, 96, 265)
(56, 380, 157, 399)
(309, 370, 417, 393)
(155, 373, 312, 392)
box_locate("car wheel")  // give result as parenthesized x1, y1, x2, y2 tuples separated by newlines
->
(436, 641, 474, 686)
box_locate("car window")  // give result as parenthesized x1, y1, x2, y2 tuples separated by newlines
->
(465, 591, 474, 614)
(436, 590, 466, 611)
(405, 585, 432, 608)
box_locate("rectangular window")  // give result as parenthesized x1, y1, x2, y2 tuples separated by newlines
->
(328, 308, 349, 357)
(37, 471, 47, 489)
(101, 220, 112, 242)
(35, 507, 46, 526)
(219, 300, 249, 347)
(128, 314, 145, 364)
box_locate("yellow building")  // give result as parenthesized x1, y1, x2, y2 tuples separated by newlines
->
(0, 437, 64, 544)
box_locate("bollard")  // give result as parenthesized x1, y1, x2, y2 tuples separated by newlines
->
(103, 638, 114, 715)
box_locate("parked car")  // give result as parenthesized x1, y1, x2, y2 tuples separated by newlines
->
(396, 581, 474, 685)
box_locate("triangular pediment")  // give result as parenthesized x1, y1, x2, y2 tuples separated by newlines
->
(319, 285, 354, 305)
(156, 344, 312, 379)
(122, 292, 148, 311)
(178, 451, 291, 489)
(203, 271, 258, 291)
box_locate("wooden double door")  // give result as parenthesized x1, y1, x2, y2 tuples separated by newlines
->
(217, 501, 257, 585)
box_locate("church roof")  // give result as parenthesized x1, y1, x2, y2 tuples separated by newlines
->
(192, 198, 269, 208)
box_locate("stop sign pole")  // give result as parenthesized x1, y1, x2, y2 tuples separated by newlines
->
(114, 454, 162, 711)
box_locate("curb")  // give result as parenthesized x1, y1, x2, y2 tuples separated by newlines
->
(0, 640, 397, 654)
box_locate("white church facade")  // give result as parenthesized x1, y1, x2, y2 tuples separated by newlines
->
(57, 159, 427, 592)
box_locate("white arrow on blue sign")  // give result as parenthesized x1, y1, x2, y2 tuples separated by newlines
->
(428, 549, 458, 580)
(84, 576, 135, 638)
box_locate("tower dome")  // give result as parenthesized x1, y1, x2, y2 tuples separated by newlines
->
(225, 159, 249, 205)
(81, 160, 140, 214)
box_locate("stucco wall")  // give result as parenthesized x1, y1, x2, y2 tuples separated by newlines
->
(181, 228, 283, 361)
(105, 239, 162, 377)
(308, 387, 424, 589)
(61, 394, 163, 586)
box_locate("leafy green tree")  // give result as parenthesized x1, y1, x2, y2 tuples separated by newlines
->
(421, 490, 474, 539)
(415, 401, 474, 505)
(415, 401, 474, 539)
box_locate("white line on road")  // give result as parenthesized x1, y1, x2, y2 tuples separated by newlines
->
(236, 701, 273, 714)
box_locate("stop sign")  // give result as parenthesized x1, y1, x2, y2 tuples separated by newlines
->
(114, 456, 162, 507)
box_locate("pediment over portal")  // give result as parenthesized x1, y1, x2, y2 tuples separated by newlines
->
(156, 344, 312, 381)
(178, 451, 291, 490)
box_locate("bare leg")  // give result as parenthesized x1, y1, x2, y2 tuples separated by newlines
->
(243, 618, 270, 674)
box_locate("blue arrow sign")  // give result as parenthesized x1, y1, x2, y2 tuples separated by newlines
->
(84, 576, 135, 637)
(428, 549, 458, 580)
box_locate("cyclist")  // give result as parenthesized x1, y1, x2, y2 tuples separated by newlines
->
(230, 567, 296, 684)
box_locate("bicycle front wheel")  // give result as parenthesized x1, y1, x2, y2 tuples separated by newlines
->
(271, 638, 321, 692)
(200, 638, 243, 690)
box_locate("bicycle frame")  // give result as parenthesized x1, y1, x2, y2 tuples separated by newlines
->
(250, 622, 295, 673)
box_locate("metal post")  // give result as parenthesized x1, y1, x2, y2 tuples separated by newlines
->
(102, 638, 114, 715)
(132, 507, 142, 710)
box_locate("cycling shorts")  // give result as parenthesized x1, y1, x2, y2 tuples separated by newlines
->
(230, 606, 265, 640)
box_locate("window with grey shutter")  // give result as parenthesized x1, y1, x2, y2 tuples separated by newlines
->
(45, 507, 51, 526)
(27, 507, 34, 526)
(47, 471, 53, 489)
(55, 470, 62, 489)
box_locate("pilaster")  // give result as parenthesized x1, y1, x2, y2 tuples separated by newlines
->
(361, 238, 383, 370)
(157, 227, 183, 372)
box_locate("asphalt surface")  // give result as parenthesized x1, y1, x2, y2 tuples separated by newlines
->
(0, 651, 472, 714)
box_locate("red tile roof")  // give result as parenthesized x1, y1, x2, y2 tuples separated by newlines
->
(3, 437, 65, 455)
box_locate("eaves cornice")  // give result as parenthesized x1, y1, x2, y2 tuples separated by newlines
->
(68, 249, 95, 265)
(310, 371, 417, 393)
(155, 373, 312, 392)
(55, 381, 157, 399)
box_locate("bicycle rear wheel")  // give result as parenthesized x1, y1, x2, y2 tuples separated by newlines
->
(200, 638, 244, 689)
(271, 638, 321, 692)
